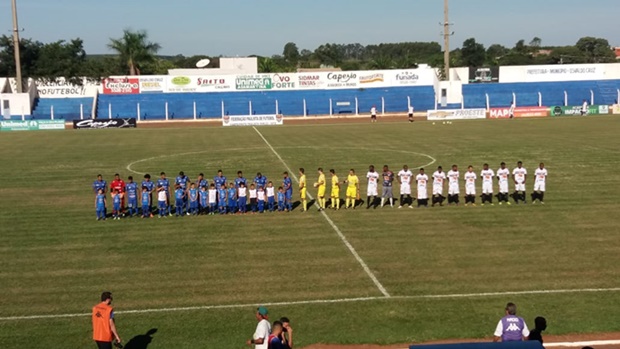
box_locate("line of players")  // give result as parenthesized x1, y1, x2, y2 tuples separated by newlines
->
(93, 171, 299, 220)
(92, 161, 548, 219)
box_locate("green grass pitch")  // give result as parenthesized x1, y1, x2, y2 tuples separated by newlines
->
(1, 116, 620, 348)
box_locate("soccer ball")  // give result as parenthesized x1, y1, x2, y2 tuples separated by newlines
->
(432, 122, 436, 125)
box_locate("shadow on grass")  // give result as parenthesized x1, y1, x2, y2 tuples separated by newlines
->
(125, 328, 157, 349)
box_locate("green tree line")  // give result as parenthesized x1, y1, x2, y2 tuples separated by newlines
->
(0, 29, 616, 83)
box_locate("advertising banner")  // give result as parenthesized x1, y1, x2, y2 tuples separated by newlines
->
(235, 75, 273, 90)
(73, 118, 137, 129)
(297, 73, 327, 89)
(469, 67, 500, 83)
(550, 105, 609, 116)
(358, 72, 385, 86)
(222, 114, 283, 127)
(165, 76, 233, 93)
(103, 78, 140, 94)
(427, 109, 486, 121)
(489, 106, 549, 118)
(271, 74, 297, 90)
(325, 72, 358, 89)
(613, 104, 620, 115)
(500, 64, 605, 83)
(36, 78, 86, 97)
(0, 119, 65, 131)
(139, 76, 165, 93)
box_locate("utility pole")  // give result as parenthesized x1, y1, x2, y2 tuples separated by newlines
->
(443, 0, 451, 81)
(11, 0, 23, 93)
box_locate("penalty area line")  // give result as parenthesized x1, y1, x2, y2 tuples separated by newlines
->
(2, 287, 619, 322)
(252, 126, 391, 298)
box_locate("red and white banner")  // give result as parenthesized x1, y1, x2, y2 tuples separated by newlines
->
(103, 78, 140, 94)
(489, 106, 549, 118)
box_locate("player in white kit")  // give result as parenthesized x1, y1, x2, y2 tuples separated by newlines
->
(416, 168, 429, 207)
(480, 163, 495, 205)
(464, 165, 477, 206)
(496, 162, 511, 205)
(531, 162, 548, 204)
(397, 165, 414, 208)
(432, 166, 447, 207)
(366, 165, 380, 209)
(512, 161, 528, 204)
(447, 165, 460, 205)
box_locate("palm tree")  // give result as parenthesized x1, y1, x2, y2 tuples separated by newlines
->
(367, 55, 394, 70)
(108, 29, 161, 75)
(258, 57, 277, 73)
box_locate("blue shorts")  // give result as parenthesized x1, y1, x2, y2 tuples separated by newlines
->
(158, 201, 166, 209)
(127, 198, 138, 208)
(285, 192, 293, 200)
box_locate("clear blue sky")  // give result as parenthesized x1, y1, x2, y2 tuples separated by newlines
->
(2, 0, 618, 56)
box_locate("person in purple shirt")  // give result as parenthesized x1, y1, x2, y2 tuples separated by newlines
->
(494, 302, 530, 342)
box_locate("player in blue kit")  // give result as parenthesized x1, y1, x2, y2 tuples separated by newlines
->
(125, 176, 139, 217)
(188, 183, 199, 215)
(214, 170, 227, 190)
(174, 185, 186, 216)
(93, 174, 107, 196)
(254, 172, 268, 190)
(176, 171, 191, 214)
(142, 174, 155, 215)
(141, 187, 151, 218)
(95, 189, 106, 220)
(283, 172, 293, 212)
(234, 171, 247, 189)
(218, 184, 228, 214)
(157, 172, 171, 216)
(227, 182, 236, 214)
(199, 186, 208, 215)
(197, 173, 208, 191)
(277, 187, 285, 212)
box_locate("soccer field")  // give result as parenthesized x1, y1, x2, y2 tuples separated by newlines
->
(1, 116, 620, 349)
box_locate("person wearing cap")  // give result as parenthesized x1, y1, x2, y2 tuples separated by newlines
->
(92, 291, 121, 349)
(493, 302, 530, 342)
(247, 306, 271, 349)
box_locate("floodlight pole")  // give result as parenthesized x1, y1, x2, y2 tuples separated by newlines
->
(443, 0, 450, 81)
(11, 0, 23, 93)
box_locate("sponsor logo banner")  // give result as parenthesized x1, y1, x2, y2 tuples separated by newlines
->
(139, 77, 165, 93)
(326, 72, 358, 88)
(501, 64, 605, 83)
(73, 118, 137, 129)
(550, 105, 609, 116)
(0, 119, 65, 131)
(235, 75, 272, 90)
(489, 106, 549, 118)
(271, 74, 296, 89)
(165, 76, 233, 92)
(297, 74, 325, 89)
(393, 71, 420, 85)
(103, 78, 140, 94)
(359, 73, 384, 85)
(427, 109, 486, 121)
(222, 114, 284, 127)
(613, 104, 620, 115)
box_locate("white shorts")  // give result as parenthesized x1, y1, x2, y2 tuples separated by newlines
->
(466, 184, 476, 195)
(499, 181, 509, 194)
(417, 186, 428, 200)
(367, 185, 378, 196)
(433, 184, 443, 195)
(400, 184, 411, 195)
(482, 182, 493, 194)
(515, 182, 525, 191)
(534, 181, 546, 192)
(448, 183, 459, 195)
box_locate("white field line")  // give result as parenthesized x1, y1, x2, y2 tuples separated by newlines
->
(544, 340, 620, 347)
(2, 287, 619, 322)
(251, 126, 391, 297)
